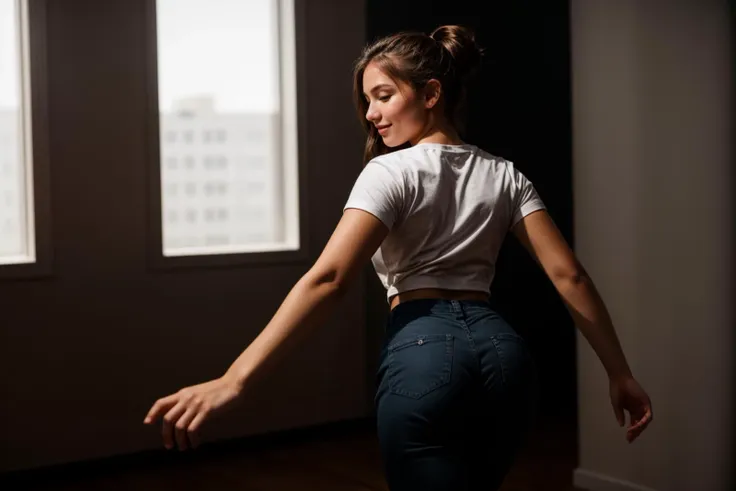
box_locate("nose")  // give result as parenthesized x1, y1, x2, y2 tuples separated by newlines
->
(365, 102, 380, 123)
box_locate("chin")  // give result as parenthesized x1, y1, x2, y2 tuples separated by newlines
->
(382, 136, 409, 148)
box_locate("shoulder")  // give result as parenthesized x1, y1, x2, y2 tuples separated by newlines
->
(363, 154, 403, 178)
(351, 155, 407, 199)
(363, 151, 414, 182)
(472, 149, 525, 182)
(367, 145, 442, 178)
(465, 146, 517, 177)
(368, 146, 420, 167)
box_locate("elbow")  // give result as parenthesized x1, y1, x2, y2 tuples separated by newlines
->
(553, 269, 589, 289)
(551, 263, 589, 286)
(303, 268, 349, 297)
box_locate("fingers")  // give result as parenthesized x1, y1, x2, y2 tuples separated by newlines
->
(162, 402, 187, 449)
(610, 388, 625, 427)
(174, 408, 208, 450)
(187, 411, 207, 449)
(143, 393, 178, 425)
(145, 382, 228, 451)
(174, 407, 198, 451)
(626, 405, 653, 443)
(612, 403, 625, 427)
(147, 392, 210, 451)
(632, 407, 652, 432)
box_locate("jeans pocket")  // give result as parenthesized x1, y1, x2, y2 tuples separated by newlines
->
(387, 334, 454, 399)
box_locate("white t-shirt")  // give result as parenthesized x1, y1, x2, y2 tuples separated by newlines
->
(343, 142, 546, 302)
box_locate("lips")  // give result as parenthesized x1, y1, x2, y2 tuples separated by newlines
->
(376, 124, 391, 135)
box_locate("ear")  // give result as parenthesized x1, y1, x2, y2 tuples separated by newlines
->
(423, 79, 442, 109)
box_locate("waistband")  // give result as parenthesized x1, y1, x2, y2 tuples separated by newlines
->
(387, 298, 494, 325)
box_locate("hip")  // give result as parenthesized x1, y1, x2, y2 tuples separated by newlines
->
(377, 299, 538, 402)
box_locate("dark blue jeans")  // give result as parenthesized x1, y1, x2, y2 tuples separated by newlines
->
(375, 299, 538, 491)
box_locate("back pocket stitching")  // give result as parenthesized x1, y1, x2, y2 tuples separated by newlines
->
(387, 334, 453, 399)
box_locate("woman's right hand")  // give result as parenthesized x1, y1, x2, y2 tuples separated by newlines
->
(143, 375, 243, 451)
(609, 375, 653, 443)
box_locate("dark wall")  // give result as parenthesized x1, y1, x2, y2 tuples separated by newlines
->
(365, 0, 577, 423)
(0, 0, 369, 473)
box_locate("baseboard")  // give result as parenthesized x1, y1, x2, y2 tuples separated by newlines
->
(0, 417, 376, 482)
(574, 468, 657, 491)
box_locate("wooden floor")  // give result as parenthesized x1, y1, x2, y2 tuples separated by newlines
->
(0, 417, 580, 491)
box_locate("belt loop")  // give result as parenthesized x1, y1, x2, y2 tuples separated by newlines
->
(450, 299, 461, 313)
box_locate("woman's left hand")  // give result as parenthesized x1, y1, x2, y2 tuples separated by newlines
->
(143, 375, 242, 451)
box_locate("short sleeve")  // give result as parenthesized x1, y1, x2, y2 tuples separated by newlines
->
(343, 158, 404, 230)
(507, 161, 546, 229)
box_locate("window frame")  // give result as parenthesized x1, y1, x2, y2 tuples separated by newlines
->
(144, 0, 310, 271)
(0, 0, 53, 280)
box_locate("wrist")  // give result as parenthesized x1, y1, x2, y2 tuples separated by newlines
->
(608, 368, 633, 383)
(222, 370, 248, 394)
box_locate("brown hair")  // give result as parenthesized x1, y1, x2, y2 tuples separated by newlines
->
(353, 25, 484, 164)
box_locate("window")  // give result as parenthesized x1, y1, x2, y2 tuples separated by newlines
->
(245, 181, 265, 194)
(156, 0, 300, 258)
(246, 156, 267, 169)
(0, 0, 34, 265)
(205, 235, 229, 246)
(202, 156, 227, 170)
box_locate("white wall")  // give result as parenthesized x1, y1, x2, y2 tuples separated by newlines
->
(570, 1, 733, 491)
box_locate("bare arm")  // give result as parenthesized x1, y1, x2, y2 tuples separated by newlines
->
(511, 209, 653, 442)
(144, 209, 388, 450)
(224, 208, 389, 390)
(511, 209, 632, 380)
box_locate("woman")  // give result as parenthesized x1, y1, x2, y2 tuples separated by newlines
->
(144, 25, 653, 491)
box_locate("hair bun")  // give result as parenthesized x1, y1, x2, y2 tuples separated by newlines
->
(430, 25, 483, 79)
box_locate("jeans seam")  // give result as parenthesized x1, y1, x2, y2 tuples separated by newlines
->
(454, 303, 482, 377)
(489, 336, 508, 385)
(457, 320, 481, 377)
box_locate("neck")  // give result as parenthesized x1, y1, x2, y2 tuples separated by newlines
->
(410, 118, 464, 146)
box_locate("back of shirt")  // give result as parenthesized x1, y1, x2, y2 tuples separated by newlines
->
(343, 142, 546, 302)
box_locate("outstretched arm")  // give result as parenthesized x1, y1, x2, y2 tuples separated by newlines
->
(511, 209, 653, 442)
(144, 209, 388, 450)
(224, 208, 388, 390)
(511, 209, 631, 379)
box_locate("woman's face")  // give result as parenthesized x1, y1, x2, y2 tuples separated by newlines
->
(362, 61, 431, 147)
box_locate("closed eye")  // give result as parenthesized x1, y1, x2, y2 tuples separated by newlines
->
(364, 93, 393, 103)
